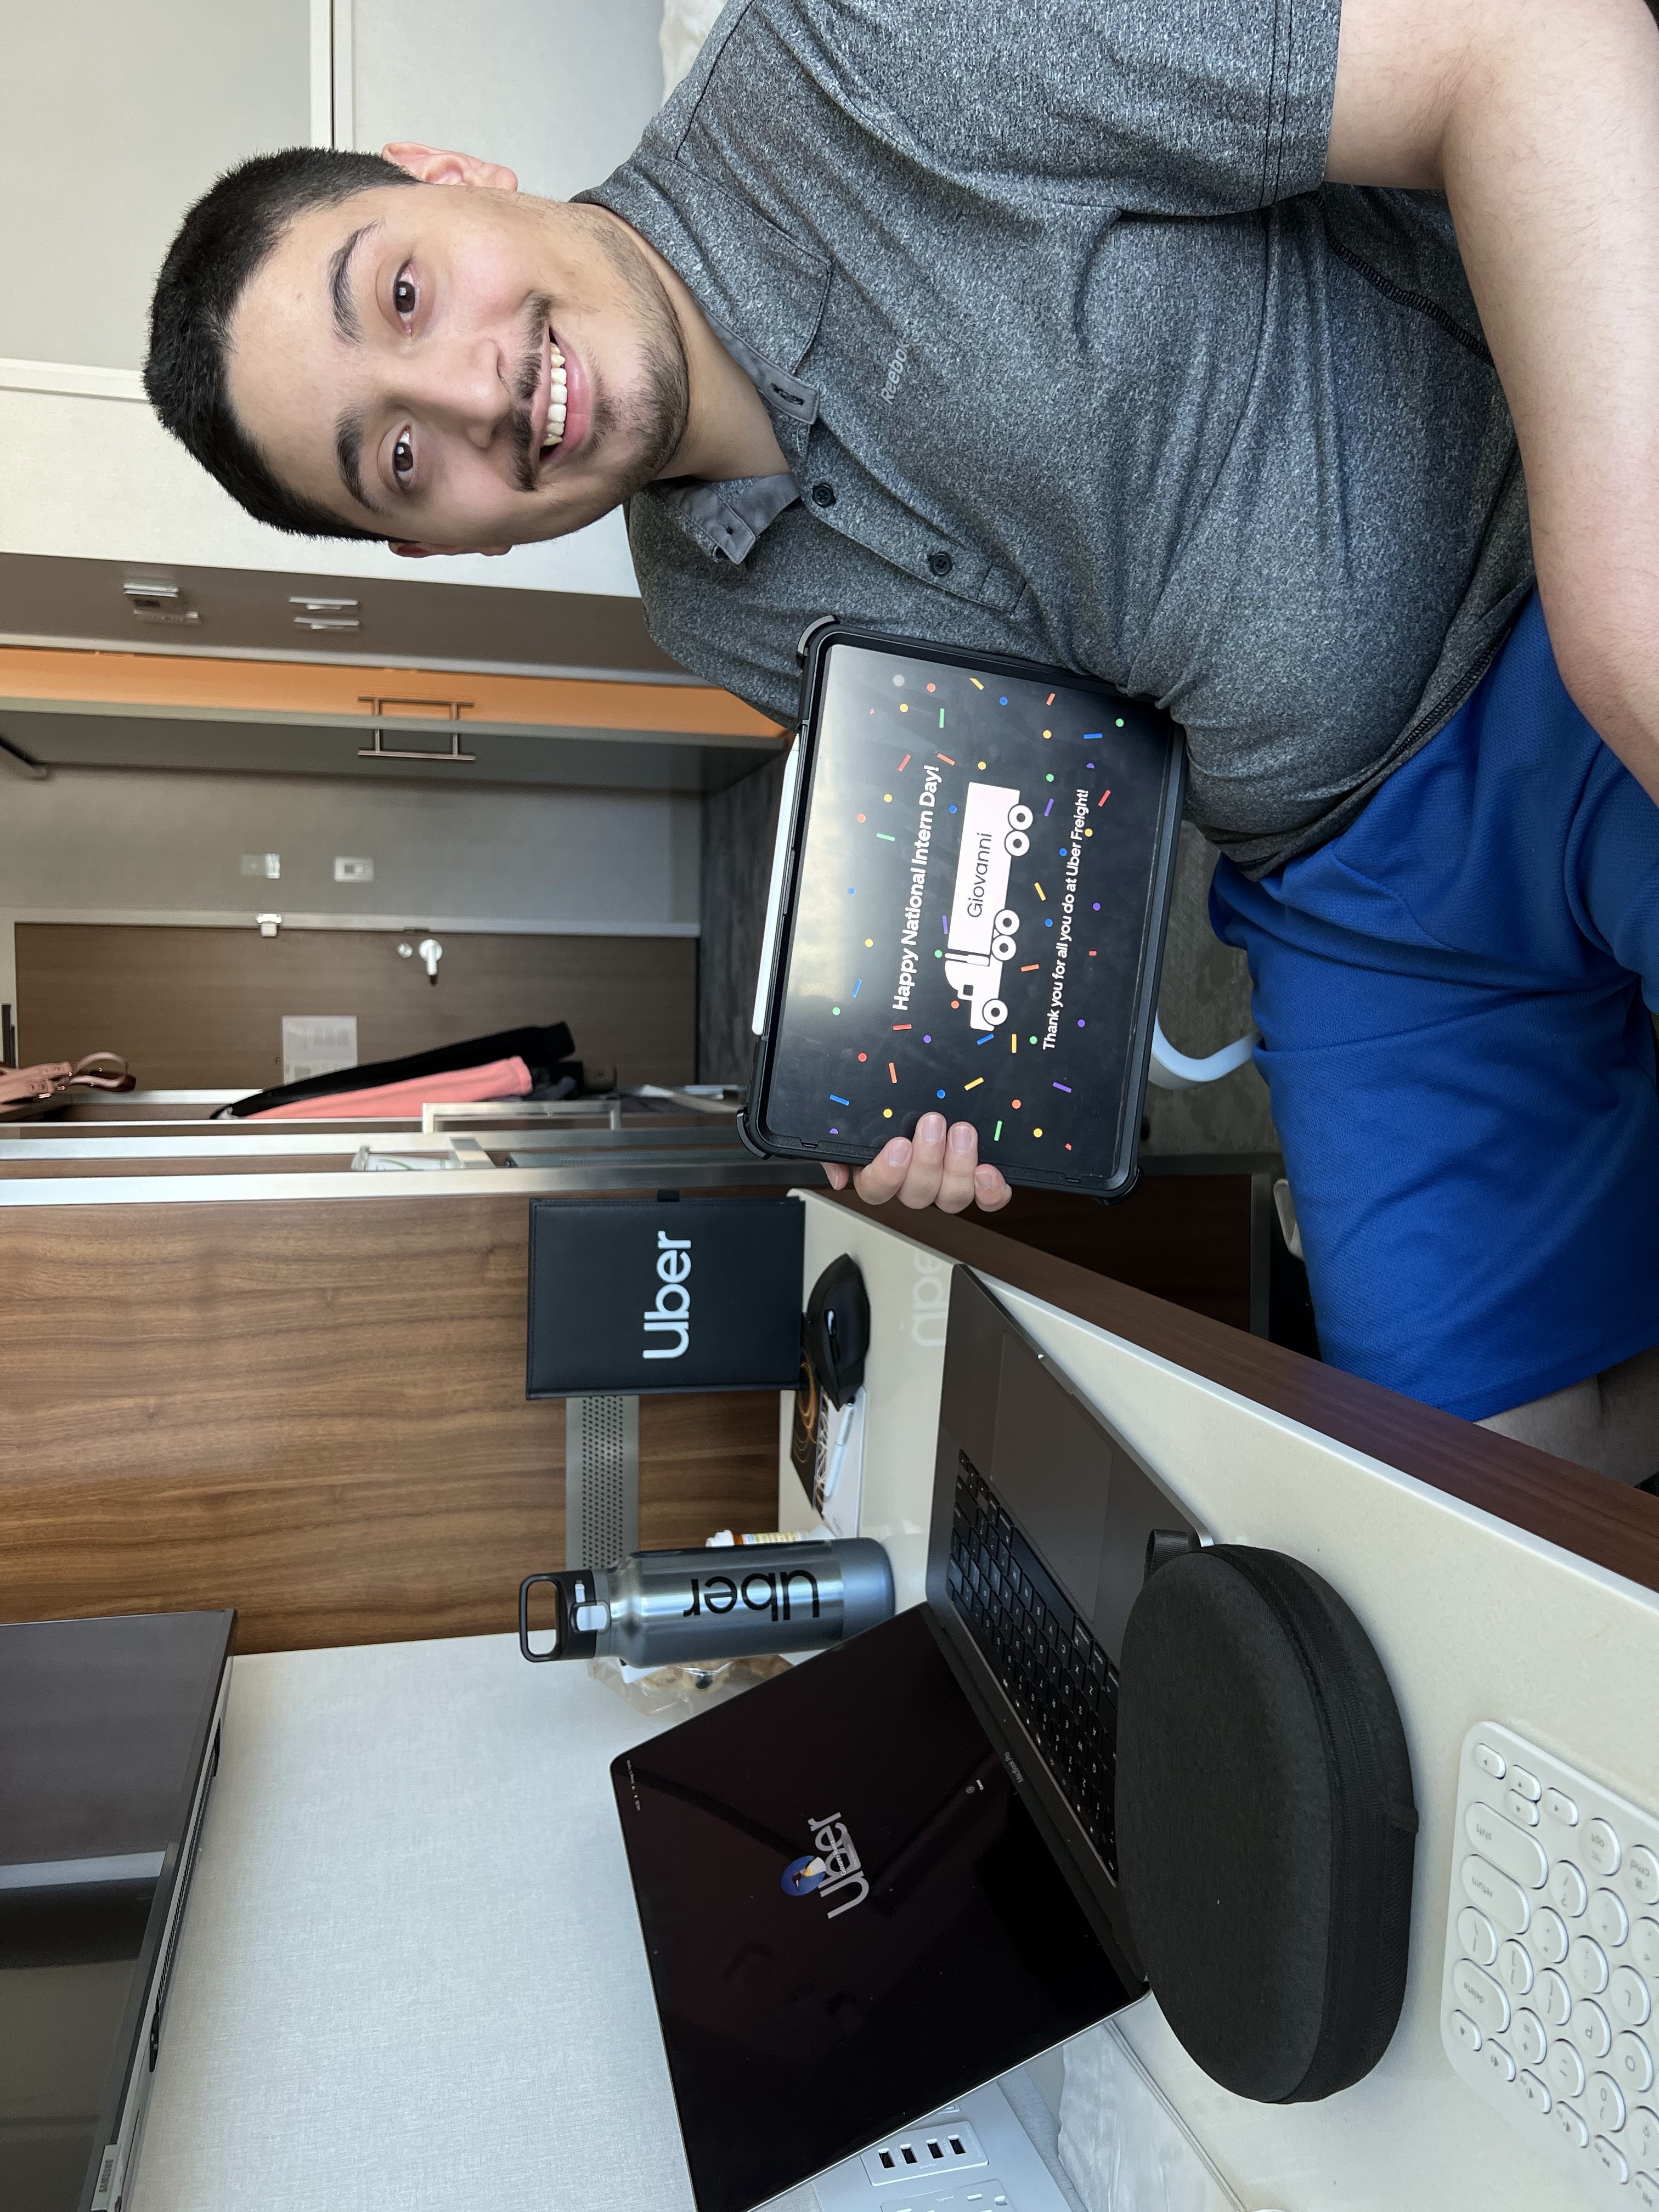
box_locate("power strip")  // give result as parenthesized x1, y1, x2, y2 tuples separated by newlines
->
(812, 2078, 1073, 2212)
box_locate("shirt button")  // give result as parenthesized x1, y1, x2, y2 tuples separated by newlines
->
(810, 481, 837, 507)
(928, 549, 954, 576)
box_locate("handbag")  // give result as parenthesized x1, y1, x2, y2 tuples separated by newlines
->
(0, 1052, 137, 1107)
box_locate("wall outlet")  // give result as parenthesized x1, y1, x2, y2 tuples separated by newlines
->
(816, 2079, 1073, 2212)
(333, 856, 374, 883)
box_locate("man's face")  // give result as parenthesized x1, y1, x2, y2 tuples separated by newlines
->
(225, 170, 689, 549)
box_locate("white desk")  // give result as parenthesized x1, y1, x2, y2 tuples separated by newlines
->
(132, 1634, 701, 2212)
(129, 1631, 1075, 2212)
(784, 1191, 1659, 2212)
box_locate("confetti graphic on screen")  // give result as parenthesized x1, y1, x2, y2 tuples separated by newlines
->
(765, 642, 1173, 1188)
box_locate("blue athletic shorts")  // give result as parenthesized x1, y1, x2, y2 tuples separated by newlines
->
(1210, 593, 1659, 1421)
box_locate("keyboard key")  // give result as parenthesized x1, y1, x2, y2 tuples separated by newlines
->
(1536, 1910, 1571, 1965)
(1468, 1803, 1549, 1890)
(1571, 1937, 1611, 1995)
(1633, 2108, 1659, 2167)
(1550, 2042, 1587, 2099)
(1449, 2006, 1483, 2054)
(1463, 1855, 1531, 1936)
(1613, 2032, 1656, 2092)
(1594, 2136, 1631, 2185)
(1540, 1970, 1575, 2027)
(1635, 2170, 1659, 2211)
(1590, 2070, 1628, 2134)
(1589, 1820, 1624, 1878)
(1515, 2007, 1548, 2066)
(1546, 1787, 1581, 1828)
(1634, 1920, 1659, 1978)
(1482, 2040, 1517, 2085)
(1611, 1967, 1654, 2028)
(1521, 2068, 1553, 2114)
(1569, 2001, 1613, 2061)
(1594, 1889, 1632, 1949)
(1499, 1940, 1535, 1996)
(1555, 2104, 1590, 2150)
(1632, 1849, 1659, 1908)
(1453, 1959, 1513, 2035)
(1553, 1861, 1590, 1919)
(1506, 1791, 1541, 1827)
(1475, 1742, 1508, 1781)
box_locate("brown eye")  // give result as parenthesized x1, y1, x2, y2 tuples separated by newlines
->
(393, 267, 417, 317)
(392, 433, 414, 483)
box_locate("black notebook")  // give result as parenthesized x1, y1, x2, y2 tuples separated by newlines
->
(612, 1604, 1131, 2212)
(741, 629, 1184, 1198)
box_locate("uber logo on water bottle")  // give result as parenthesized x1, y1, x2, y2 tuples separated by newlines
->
(527, 1197, 804, 1396)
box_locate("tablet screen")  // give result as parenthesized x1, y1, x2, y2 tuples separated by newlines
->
(764, 640, 1178, 1187)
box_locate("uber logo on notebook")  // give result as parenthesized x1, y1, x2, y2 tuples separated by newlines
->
(644, 1231, 692, 1360)
(526, 1197, 804, 1397)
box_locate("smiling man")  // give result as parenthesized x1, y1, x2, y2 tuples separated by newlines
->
(145, 0, 1659, 1472)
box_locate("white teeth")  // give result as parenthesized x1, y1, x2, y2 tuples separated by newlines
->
(548, 402, 566, 426)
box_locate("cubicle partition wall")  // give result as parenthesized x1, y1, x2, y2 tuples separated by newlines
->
(0, 1173, 795, 1652)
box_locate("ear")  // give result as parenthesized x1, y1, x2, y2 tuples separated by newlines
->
(380, 142, 518, 193)
(389, 540, 512, 559)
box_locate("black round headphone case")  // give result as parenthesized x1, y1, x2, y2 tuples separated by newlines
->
(1115, 1545, 1419, 2102)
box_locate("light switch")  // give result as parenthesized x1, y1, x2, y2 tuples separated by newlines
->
(334, 856, 374, 883)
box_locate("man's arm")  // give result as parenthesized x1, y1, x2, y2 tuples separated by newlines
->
(1329, 0, 1659, 804)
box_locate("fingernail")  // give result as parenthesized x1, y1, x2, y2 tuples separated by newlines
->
(886, 1138, 911, 1166)
(949, 1122, 975, 1154)
(918, 1113, 946, 1143)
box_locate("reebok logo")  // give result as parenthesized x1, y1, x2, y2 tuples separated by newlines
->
(642, 1229, 691, 1360)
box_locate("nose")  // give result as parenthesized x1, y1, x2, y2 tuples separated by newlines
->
(405, 335, 515, 450)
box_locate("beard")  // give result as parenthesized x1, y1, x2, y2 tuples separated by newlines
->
(508, 212, 690, 501)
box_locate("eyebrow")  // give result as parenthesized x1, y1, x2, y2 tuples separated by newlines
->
(328, 220, 381, 343)
(333, 409, 384, 517)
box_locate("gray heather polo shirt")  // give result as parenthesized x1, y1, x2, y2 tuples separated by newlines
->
(581, 0, 1533, 875)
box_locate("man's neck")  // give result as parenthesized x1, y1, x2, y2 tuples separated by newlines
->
(613, 215, 792, 483)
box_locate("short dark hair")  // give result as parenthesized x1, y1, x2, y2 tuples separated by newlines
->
(145, 146, 417, 539)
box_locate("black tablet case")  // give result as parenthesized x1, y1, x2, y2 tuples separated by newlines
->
(742, 630, 1185, 1199)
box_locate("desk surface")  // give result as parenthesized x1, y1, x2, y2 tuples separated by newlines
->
(785, 1190, 1659, 2212)
(134, 1634, 699, 2212)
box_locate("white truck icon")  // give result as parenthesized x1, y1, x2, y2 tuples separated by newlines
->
(944, 781, 1032, 1029)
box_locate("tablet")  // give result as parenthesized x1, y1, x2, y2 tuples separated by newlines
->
(741, 628, 1184, 1199)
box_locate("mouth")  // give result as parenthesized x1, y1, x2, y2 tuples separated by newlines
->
(534, 324, 588, 478)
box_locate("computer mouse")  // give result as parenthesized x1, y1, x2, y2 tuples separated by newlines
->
(805, 1253, 870, 1409)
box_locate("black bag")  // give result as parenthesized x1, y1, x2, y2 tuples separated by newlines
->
(1115, 1545, 1418, 2102)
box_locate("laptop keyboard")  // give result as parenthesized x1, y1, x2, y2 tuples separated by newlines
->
(946, 1453, 1120, 1880)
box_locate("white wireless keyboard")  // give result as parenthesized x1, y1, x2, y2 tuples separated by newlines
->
(1443, 1723, 1659, 2207)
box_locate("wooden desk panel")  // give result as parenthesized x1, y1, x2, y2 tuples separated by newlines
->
(837, 1190, 1659, 1594)
(0, 1194, 778, 1651)
(988, 1175, 1252, 1331)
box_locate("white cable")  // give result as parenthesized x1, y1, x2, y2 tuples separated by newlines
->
(1147, 1014, 1256, 1092)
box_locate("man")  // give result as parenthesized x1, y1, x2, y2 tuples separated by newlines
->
(144, 0, 1659, 1474)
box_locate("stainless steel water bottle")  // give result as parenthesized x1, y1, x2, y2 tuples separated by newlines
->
(518, 1539, 894, 1665)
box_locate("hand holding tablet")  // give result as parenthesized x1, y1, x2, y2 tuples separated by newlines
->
(820, 1113, 1012, 1214)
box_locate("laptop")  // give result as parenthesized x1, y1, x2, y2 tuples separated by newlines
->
(0, 1609, 233, 2212)
(612, 1267, 1205, 2212)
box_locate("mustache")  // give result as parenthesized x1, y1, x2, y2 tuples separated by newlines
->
(509, 292, 556, 494)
